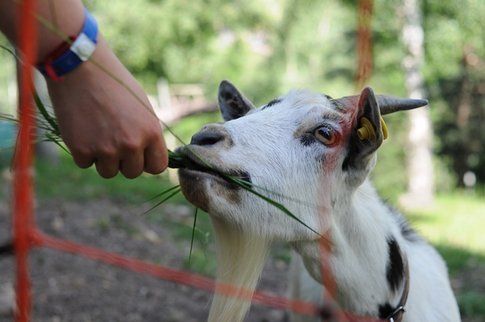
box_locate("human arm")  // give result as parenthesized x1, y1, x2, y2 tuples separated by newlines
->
(0, 0, 168, 178)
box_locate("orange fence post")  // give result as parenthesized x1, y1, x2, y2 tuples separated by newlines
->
(356, 0, 374, 89)
(13, 0, 38, 321)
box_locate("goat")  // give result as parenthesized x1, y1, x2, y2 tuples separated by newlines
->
(176, 81, 461, 322)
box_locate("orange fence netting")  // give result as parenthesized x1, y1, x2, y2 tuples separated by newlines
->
(11, 1, 381, 321)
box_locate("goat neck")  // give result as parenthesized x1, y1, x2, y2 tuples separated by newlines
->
(292, 179, 406, 317)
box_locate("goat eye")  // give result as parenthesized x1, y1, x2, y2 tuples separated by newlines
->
(314, 126, 337, 146)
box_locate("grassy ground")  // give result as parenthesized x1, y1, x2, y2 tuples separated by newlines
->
(406, 194, 485, 318)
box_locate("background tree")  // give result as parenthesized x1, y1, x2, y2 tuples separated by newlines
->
(399, 0, 434, 208)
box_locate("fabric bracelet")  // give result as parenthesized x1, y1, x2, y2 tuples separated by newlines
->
(37, 8, 98, 80)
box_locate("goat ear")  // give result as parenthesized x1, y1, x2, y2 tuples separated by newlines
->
(341, 87, 385, 171)
(218, 80, 254, 121)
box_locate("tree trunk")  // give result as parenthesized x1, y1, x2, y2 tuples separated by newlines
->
(399, 0, 434, 208)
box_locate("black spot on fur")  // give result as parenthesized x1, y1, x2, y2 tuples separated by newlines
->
(386, 237, 404, 292)
(262, 98, 281, 110)
(378, 302, 394, 319)
(300, 134, 316, 146)
(323, 94, 333, 100)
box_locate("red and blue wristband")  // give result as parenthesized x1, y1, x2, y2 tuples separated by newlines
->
(37, 8, 98, 80)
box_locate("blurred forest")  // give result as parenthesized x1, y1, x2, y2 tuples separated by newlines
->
(0, 0, 483, 198)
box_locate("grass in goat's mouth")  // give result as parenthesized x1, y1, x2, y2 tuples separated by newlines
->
(169, 148, 252, 188)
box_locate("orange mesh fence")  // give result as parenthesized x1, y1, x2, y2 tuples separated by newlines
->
(11, 1, 382, 321)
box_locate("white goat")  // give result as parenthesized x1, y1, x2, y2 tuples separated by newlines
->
(176, 81, 461, 322)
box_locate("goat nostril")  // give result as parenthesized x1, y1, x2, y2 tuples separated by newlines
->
(190, 131, 225, 146)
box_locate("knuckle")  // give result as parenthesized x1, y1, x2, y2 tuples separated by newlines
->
(121, 139, 140, 152)
(147, 124, 163, 140)
(146, 155, 168, 175)
(146, 132, 160, 144)
(97, 146, 117, 158)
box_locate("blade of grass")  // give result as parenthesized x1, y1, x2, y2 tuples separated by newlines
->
(224, 175, 322, 237)
(174, 147, 322, 234)
(34, 92, 59, 134)
(188, 207, 199, 265)
(229, 176, 319, 209)
(0, 44, 17, 59)
(45, 133, 70, 155)
(142, 188, 181, 216)
(0, 113, 20, 123)
(146, 185, 181, 202)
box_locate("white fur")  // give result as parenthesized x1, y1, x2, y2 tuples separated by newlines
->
(179, 89, 460, 321)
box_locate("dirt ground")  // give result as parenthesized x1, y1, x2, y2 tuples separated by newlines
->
(0, 198, 289, 322)
(1, 196, 482, 321)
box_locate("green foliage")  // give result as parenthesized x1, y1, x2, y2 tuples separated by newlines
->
(423, 0, 485, 185)
(404, 193, 485, 318)
(406, 193, 485, 257)
(458, 292, 485, 318)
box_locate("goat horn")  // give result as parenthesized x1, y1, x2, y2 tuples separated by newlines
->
(332, 95, 428, 115)
(376, 95, 428, 115)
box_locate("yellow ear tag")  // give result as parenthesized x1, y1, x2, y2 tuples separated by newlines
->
(357, 116, 389, 141)
(357, 117, 376, 141)
(380, 116, 389, 140)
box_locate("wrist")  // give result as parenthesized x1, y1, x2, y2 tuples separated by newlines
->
(36, 1, 85, 63)
(47, 36, 112, 87)
(38, 7, 98, 80)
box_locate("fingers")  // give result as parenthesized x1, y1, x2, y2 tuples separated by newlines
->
(72, 150, 95, 169)
(144, 137, 169, 175)
(72, 144, 166, 179)
(68, 131, 168, 179)
(95, 154, 119, 178)
(120, 149, 144, 179)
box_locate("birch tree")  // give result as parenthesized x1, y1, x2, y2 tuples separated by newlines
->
(400, 0, 434, 208)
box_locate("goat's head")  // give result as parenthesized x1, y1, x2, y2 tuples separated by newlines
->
(177, 81, 427, 241)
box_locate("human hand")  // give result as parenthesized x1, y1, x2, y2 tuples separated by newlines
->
(46, 36, 168, 178)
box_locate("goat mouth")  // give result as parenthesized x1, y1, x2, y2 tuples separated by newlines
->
(171, 147, 252, 189)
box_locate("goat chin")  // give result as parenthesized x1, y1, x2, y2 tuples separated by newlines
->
(208, 217, 270, 322)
